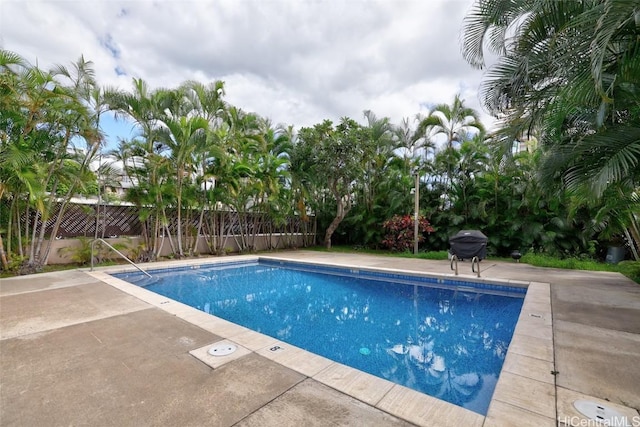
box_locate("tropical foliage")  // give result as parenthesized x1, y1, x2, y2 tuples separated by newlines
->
(0, 52, 102, 273)
(2, 2, 640, 277)
(381, 215, 435, 252)
(295, 118, 373, 248)
(461, 0, 640, 259)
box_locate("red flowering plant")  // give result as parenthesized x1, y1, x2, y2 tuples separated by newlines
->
(381, 214, 435, 252)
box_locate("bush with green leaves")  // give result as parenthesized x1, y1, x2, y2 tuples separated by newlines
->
(57, 237, 131, 265)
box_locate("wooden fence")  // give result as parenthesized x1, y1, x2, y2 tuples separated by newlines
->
(21, 203, 314, 240)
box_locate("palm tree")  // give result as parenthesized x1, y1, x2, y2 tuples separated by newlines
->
(0, 50, 32, 269)
(253, 123, 291, 249)
(394, 115, 433, 171)
(344, 110, 413, 246)
(420, 94, 485, 151)
(287, 126, 317, 246)
(36, 58, 102, 266)
(461, 0, 640, 255)
(160, 113, 208, 257)
(0, 136, 44, 270)
(106, 80, 177, 260)
(361, 110, 395, 213)
(180, 80, 226, 124)
(453, 136, 490, 222)
(51, 56, 111, 248)
(418, 95, 485, 198)
(461, 0, 640, 192)
(217, 107, 263, 252)
(0, 52, 100, 272)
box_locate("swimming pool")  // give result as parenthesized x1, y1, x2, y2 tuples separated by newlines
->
(115, 259, 525, 415)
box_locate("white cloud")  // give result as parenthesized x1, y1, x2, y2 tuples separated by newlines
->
(1, 0, 495, 142)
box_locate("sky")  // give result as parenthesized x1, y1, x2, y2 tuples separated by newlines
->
(1, 0, 493, 148)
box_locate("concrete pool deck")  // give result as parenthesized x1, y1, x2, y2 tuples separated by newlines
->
(1, 251, 638, 426)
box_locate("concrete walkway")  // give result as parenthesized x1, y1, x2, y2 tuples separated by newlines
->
(1, 251, 638, 426)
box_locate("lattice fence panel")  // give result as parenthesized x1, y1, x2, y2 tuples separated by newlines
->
(24, 203, 312, 239)
(98, 205, 143, 237)
(55, 204, 96, 237)
(22, 204, 143, 238)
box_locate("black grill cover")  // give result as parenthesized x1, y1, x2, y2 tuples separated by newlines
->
(449, 230, 487, 260)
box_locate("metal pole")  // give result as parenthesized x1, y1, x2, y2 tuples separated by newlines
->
(91, 238, 152, 277)
(414, 171, 419, 255)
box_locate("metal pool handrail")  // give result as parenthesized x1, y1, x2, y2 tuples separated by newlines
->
(450, 254, 481, 278)
(450, 254, 459, 275)
(471, 256, 481, 278)
(90, 238, 152, 278)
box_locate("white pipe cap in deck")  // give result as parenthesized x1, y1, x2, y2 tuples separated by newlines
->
(573, 400, 630, 426)
(208, 343, 237, 356)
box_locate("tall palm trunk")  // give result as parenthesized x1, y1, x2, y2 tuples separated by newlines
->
(0, 232, 8, 270)
(176, 182, 184, 258)
(626, 217, 640, 261)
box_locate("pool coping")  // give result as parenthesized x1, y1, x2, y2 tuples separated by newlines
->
(86, 255, 557, 427)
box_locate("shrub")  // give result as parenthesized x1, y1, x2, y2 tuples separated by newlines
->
(57, 237, 131, 265)
(616, 261, 640, 283)
(381, 215, 434, 252)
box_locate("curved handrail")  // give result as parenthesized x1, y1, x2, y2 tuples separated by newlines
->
(450, 254, 459, 275)
(90, 238, 152, 278)
(471, 256, 481, 278)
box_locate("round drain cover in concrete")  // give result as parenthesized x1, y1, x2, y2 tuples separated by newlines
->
(208, 343, 237, 356)
(573, 400, 629, 426)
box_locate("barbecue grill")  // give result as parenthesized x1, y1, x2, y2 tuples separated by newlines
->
(449, 230, 488, 261)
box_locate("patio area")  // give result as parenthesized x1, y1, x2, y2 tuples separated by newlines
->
(1, 251, 639, 426)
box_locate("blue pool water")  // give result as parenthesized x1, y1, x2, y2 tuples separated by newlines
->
(115, 260, 525, 415)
